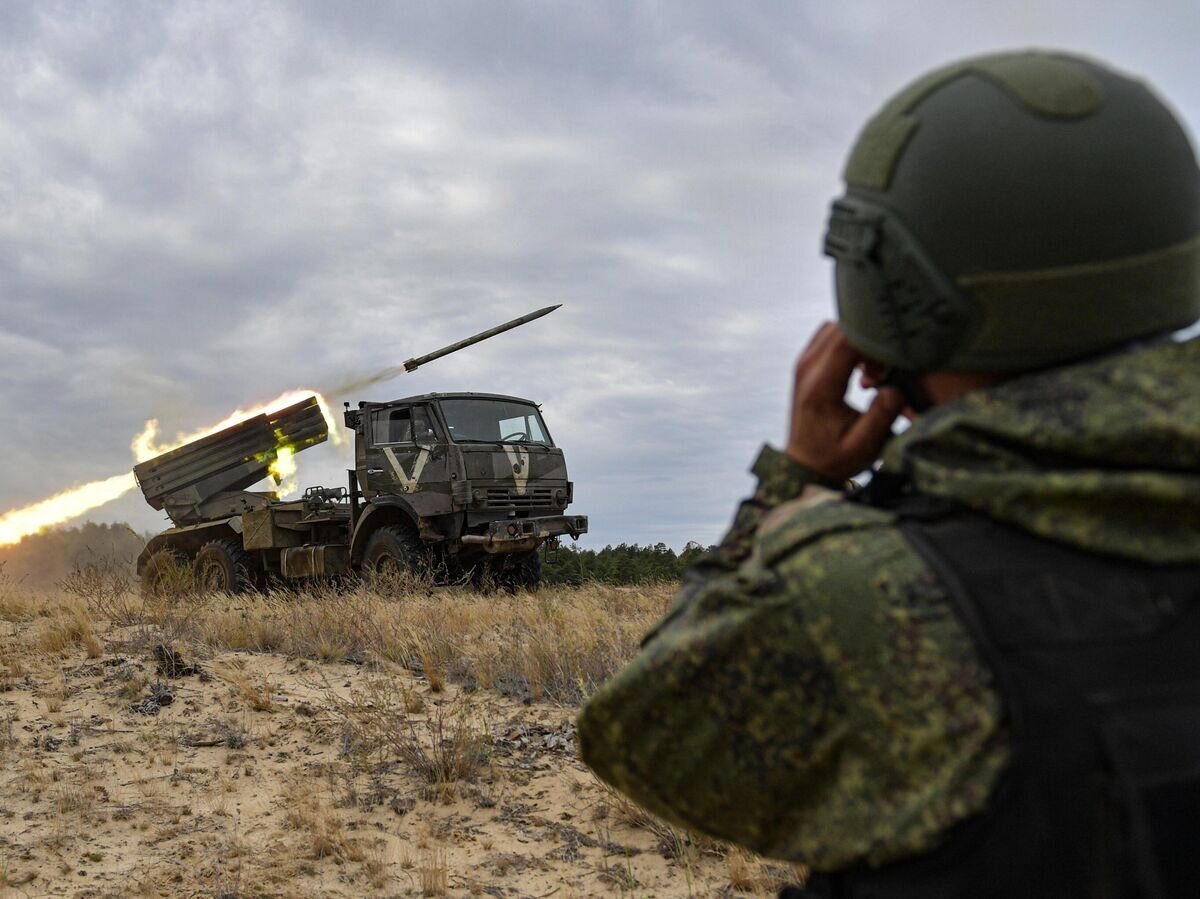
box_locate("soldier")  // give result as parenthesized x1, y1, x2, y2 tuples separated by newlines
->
(578, 50, 1200, 898)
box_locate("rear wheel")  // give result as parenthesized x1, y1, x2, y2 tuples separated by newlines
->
(140, 549, 189, 598)
(193, 539, 259, 595)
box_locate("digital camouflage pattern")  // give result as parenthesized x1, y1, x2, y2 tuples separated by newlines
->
(887, 337, 1200, 564)
(578, 337, 1200, 869)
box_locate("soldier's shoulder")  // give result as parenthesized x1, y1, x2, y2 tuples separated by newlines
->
(751, 491, 943, 638)
(754, 487, 898, 568)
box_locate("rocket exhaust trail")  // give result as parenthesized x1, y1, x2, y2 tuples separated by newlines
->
(0, 473, 138, 546)
(325, 364, 409, 397)
(323, 304, 561, 396)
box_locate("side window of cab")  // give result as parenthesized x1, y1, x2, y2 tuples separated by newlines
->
(370, 407, 412, 446)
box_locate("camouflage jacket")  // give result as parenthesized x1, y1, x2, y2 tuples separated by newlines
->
(578, 338, 1200, 870)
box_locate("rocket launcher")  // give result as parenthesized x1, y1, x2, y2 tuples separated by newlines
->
(133, 397, 328, 527)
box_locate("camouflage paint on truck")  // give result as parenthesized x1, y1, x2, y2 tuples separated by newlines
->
(136, 391, 586, 591)
(345, 392, 585, 568)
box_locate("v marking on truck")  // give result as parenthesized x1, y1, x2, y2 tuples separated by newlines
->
(382, 448, 430, 491)
(502, 446, 530, 495)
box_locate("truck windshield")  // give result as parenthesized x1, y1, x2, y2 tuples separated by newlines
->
(438, 399, 552, 445)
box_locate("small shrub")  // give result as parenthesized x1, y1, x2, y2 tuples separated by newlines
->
(61, 559, 140, 626)
(398, 701, 490, 791)
(332, 680, 489, 794)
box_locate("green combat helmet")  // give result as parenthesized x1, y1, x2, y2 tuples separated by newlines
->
(823, 50, 1200, 374)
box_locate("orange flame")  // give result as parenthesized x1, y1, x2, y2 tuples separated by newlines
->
(0, 473, 139, 547)
(0, 389, 341, 546)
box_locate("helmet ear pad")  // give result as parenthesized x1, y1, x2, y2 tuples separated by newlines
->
(826, 196, 978, 373)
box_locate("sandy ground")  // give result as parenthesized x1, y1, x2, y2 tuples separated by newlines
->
(0, 615, 796, 898)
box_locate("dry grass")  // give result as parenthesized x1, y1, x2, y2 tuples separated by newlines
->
(0, 589, 37, 622)
(0, 563, 37, 621)
(24, 555, 667, 695)
(53, 783, 94, 818)
(595, 782, 802, 895)
(600, 784, 718, 865)
(129, 580, 669, 703)
(332, 676, 490, 802)
(0, 713, 14, 753)
(33, 600, 97, 656)
(283, 780, 364, 863)
(419, 846, 449, 896)
(394, 702, 489, 792)
(214, 659, 277, 712)
(41, 669, 67, 713)
(726, 845, 802, 895)
(0, 576, 668, 708)
(0, 572, 803, 896)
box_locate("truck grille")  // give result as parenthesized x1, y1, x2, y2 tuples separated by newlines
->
(485, 486, 555, 509)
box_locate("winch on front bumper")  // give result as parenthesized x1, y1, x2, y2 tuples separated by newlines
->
(460, 514, 588, 553)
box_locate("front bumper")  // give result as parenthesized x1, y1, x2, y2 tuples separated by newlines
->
(461, 514, 588, 553)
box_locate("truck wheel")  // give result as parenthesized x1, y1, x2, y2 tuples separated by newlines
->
(510, 550, 543, 592)
(193, 539, 258, 595)
(141, 549, 189, 598)
(363, 525, 426, 580)
(476, 550, 542, 593)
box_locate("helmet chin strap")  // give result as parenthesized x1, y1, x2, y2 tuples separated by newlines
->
(879, 369, 933, 415)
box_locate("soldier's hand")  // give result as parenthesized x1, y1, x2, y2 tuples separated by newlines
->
(785, 322, 906, 482)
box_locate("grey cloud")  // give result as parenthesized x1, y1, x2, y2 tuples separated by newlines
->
(1, 2, 1198, 547)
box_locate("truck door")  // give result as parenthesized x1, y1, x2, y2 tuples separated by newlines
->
(365, 405, 448, 506)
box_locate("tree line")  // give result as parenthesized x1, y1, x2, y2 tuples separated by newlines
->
(541, 541, 714, 586)
(0, 522, 146, 588)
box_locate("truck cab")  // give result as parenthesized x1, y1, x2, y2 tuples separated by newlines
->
(346, 392, 587, 583)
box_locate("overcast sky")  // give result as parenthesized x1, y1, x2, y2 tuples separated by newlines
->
(1, 1, 1198, 549)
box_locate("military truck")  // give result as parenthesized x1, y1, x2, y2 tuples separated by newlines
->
(135, 390, 587, 593)
(134, 308, 587, 594)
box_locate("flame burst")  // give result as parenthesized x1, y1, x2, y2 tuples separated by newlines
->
(131, 389, 341, 462)
(0, 389, 340, 546)
(268, 446, 299, 496)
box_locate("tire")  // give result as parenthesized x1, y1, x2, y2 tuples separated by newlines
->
(192, 539, 258, 595)
(510, 550, 542, 592)
(140, 549, 188, 598)
(476, 550, 542, 594)
(363, 525, 427, 580)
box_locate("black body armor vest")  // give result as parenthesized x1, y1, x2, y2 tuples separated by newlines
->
(785, 498, 1200, 899)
